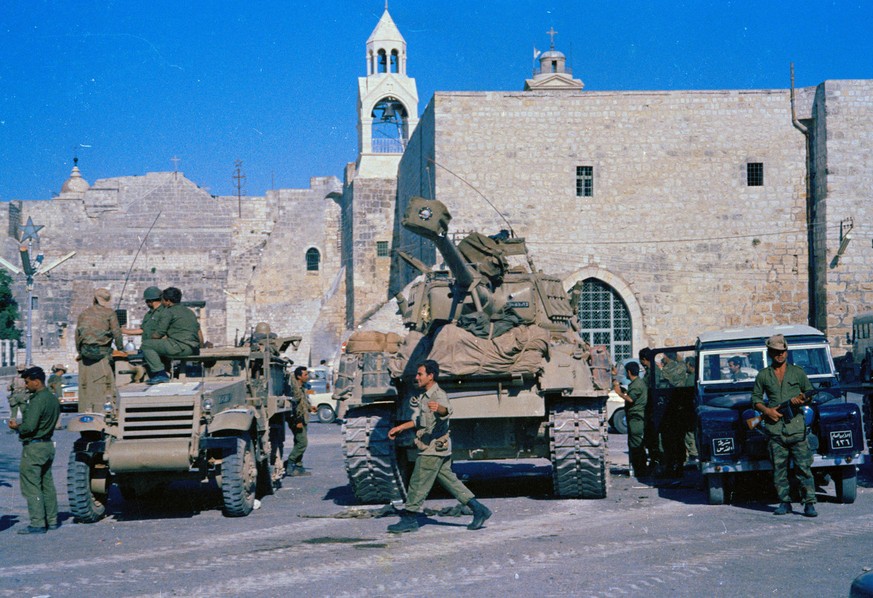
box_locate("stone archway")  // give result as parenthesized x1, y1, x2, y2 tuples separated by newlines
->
(563, 266, 646, 362)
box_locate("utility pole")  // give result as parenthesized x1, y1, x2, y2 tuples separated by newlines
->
(233, 160, 246, 218)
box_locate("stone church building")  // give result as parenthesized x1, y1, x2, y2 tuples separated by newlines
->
(3, 8, 871, 370)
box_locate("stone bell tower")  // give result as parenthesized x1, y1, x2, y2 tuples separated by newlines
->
(356, 6, 419, 177)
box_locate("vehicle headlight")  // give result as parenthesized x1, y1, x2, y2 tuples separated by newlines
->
(202, 397, 213, 414)
(103, 401, 113, 413)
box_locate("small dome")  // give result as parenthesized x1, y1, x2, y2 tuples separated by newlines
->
(539, 49, 566, 59)
(61, 164, 89, 194)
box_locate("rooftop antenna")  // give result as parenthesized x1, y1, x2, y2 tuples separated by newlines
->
(233, 160, 246, 218)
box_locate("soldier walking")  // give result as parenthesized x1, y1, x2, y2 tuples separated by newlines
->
(8, 366, 60, 534)
(285, 366, 316, 476)
(387, 360, 492, 533)
(76, 288, 124, 413)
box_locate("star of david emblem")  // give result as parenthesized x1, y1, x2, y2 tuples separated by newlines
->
(19, 217, 44, 244)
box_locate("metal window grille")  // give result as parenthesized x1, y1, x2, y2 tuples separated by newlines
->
(747, 162, 764, 186)
(576, 166, 593, 197)
(305, 248, 320, 272)
(376, 241, 389, 257)
(115, 309, 128, 327)
(31, 296, 38, 310)
(577, 278, 632, 363)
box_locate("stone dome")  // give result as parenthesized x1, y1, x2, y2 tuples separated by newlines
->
(61, 164, 89, 195)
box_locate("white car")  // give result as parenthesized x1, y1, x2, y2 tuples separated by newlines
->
(308, 366, 341, 423)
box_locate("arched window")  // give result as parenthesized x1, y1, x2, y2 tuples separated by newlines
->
(390, 49, 399, 73)
(575, 278, 632, 363)
(306, 248, 320, 272)
(377, 49, 387, 73)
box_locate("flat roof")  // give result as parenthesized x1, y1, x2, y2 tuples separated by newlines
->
(698, 324, 824, 345)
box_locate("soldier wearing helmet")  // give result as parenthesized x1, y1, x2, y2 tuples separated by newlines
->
(122, 286, 166, 341)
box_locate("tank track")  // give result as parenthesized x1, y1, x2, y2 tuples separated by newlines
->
(549, 398, 608, 499)
(342, 406, 407, 504)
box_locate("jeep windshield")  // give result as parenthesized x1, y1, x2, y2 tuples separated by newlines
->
(699, 345, 834, 386)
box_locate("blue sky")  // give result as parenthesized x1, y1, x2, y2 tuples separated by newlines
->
(1, 1, 871, 200)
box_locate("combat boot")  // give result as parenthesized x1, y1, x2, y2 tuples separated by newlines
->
(773, 502, 792, 515)
(803, 503, 818, 518)
(387, 510, 419, 533)
(467, 498, 492, 530)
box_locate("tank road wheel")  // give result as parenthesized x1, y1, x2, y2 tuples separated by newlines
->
(835, 465, 857, 504)
(342, 406, 407, 504)
(549, 399, 608, 499)
(222, 437, 257, 517)
(67, 452, 108, 523)
(705, 473, 726, 505)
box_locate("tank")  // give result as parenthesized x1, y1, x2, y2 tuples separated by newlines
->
(66, 330, 300, 521)
(336, 197, 612, 503)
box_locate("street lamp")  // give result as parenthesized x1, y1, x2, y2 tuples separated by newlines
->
(0, 217, 75, 365)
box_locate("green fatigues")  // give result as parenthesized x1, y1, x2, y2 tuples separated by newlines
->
(17, 387, 60, 529)
(626, 377, 648, 475)
(47, 374, 63, 399)
(752, 364, 815, 504)
(7, 378, 28, 420)
(76, 304, 123, 413)
(140, 305, 164, 339)
(141, 303, 200, 374)
(404, 383, 475, 513)
(659, 359, 690, 472)
(286, 377, 310, 466)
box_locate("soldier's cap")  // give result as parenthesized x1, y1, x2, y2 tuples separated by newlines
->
(94, 288, 112, 307)
(766, 334, 788, 351)
(52, 363, 67, 372)
(143, 286, 162, 301)
(21, 366, 45, 380)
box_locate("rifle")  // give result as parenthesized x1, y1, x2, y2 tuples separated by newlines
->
(744, 389, 819, 430)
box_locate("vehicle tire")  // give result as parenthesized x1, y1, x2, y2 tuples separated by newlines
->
(549, 398, 608, 499)
(342, 406, 407, 504)
(705, 473, 726, 505)
(221, 437, 257, 517)
(835, 465, 857, 504)
(610, 408, 628, 435)
(67, 452, 107, 523)
(317, 404, 336, 424)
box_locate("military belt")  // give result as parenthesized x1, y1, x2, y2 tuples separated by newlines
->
(22, 438, 52, 445)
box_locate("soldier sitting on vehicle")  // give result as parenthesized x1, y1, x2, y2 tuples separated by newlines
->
(141, 287, 201, 385)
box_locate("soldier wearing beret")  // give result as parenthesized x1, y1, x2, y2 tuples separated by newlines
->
(8, 366, 60, 534)
(752, 334, 817, 517)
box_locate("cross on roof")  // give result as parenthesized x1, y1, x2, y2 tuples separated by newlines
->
(547, 27, 558, 49)
(171, 156, 181, 172)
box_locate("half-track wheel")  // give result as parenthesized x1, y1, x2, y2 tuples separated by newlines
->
(221, 437, 257, 517)
(342, 406, 407, 504)
(67, 451, 108, 523)
(834, 465, 857, 504)
(549, 399, 608, 499)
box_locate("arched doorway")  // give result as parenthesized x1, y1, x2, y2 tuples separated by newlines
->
(573, 278, 633, 363)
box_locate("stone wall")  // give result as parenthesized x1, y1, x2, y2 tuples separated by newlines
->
(396, 88, 817, 349)
(814, 80, 873, 354)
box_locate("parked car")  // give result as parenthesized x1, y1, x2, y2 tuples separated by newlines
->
(308, 366, 341, 423)
(59, 373, 79, 412)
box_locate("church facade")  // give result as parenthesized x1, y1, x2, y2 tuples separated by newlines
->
(3, 8, 871, 370)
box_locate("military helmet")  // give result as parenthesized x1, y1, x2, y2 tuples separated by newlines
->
(52, 363, 67, 373)
(254, 322, 271, 335)
(143, 286, 162, 301)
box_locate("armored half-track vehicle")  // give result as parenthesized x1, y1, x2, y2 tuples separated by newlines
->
(66, 332, 299, 521)
(335, 197, 612, 503)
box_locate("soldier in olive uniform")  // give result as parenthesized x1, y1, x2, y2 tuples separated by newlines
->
(47, 364, 66, 429)
(387, 360, 492, 533)
(658, 351, 691, 477)
(285, 366, 315, 476)
(613, 361, 648, 477)
(8, 366, 60, 534)
(141, 287, 201, 384)
(121, 286, 165, 382)
(76, 288, 124, 413)
(752, 334, 817, 517)
(6, 363, 29, 427)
